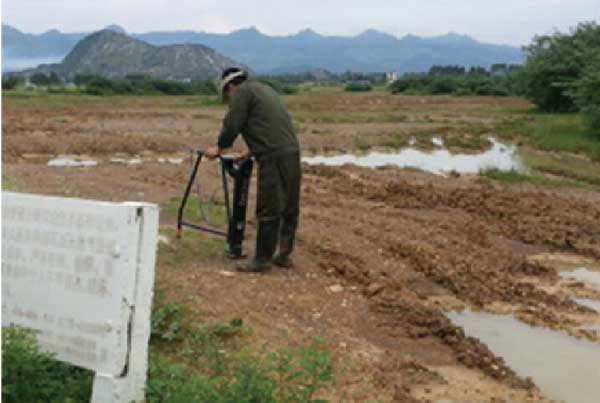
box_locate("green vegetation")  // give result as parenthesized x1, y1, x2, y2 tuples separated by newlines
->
(2, 326, 94, 403)
(526, 114, 600, 160)
(163, 196, 228, 228)
(257, 78, 299, 95)
(444, 135, 491, 150)
(30, 72, 61, 86)
(389, 64, 522, 96)
(157, 227, 225, 267)
(2, 175, 21, 191)
(344, 82, 372, 92)
(353, 137, 371, 151)
(81, 74, 218, 96)
(520, 21, 600, 134)
(479, 168, 599, 189)
(3, 299, 334, 403)
(259, 71, 386, 86)
(147, 297, 333, 403)
(2, 75, 22, 90)
(380, 132, 409, 149)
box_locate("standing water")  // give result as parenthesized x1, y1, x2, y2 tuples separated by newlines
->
(448, 311, 600, 403)
(560, 268, 600, 292)
(302, 137, 524, 175)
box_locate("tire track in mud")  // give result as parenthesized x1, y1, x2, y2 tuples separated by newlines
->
(300, 164, 600, 393)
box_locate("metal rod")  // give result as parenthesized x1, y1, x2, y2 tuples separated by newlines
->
(180, 221, 227, 237)
(176, 151, 203, 238)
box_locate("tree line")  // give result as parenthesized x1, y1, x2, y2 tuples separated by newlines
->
(389, 22, 599, 135)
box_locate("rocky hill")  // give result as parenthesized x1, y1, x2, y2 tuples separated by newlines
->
(24, 30, 245, 80)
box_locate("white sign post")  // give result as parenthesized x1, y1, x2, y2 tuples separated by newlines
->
(2, 192, 159, 403)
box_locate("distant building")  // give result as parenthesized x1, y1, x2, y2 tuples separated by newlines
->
(386, 71, 398, 83)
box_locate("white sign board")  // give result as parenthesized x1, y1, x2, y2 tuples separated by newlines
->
(2, 192, 159, 403)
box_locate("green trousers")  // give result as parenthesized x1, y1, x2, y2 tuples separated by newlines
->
(255, 152, 301, 260)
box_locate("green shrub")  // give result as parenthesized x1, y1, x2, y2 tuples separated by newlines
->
(520, 22, 600, 113)
(2, 75, 21, 90)
(389, 72, 514, 97)
(573, 54, 600, 137)
(344, 82, 372, 92)
(29, 72, 61, 86)
(258, 78, 299, 95)
(2, 326, 94, 403)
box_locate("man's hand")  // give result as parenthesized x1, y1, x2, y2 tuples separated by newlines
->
(204, 146, 221, 160)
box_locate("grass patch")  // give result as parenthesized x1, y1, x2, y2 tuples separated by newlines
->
(380, 133, 409, 149)
(353, 137, 371, 152)
(527, 114, 600, 161)
(480, 167, 600, 189)
(157, 227, 225, 267)
(163, 195, 228, 228)
(3, 299, 334, 403)
(521, 150, 600, 187)
(158, 194, 229, 267)
(444, 135, 491, 150)
(147, 296, 334, 403)
(2, 175, 21, 191)
(175, 96, 224, 109)
(2, 326, 94, 403)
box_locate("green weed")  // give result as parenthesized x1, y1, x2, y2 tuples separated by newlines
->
(444, 136, 491, 150)
(2, 175, 21, 191)
(2, 326, 94, 403)
(479, 168, 599, 189)
(353, 137, 371, 152)
(527, 114, 600, 161)
(380, 133, 409, 149)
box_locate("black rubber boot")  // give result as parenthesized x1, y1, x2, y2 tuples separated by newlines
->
(272, 218, 296, 268)
(272, 252, 293, 268)
(237, 218, 280, 273)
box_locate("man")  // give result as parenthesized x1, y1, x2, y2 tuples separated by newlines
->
(205, 68, 301, 273)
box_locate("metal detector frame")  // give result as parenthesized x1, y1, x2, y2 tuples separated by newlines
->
(176, 150, 253, 258)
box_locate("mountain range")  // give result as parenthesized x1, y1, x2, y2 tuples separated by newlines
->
(2, 24, 524, 74)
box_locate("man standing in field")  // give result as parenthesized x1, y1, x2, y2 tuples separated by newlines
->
(205, 68, 301, 273)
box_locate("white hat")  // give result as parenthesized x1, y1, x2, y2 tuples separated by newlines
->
(220, 70, 247, 94)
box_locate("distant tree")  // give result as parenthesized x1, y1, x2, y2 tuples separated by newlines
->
(47, 72, 61, 85)
(30, 73, 49, 86)
(344, 82, 372, 92)
(520, 21, 600, 112)
(468, 66, 488, 76)
(491, 64, 508, 76)
(74, 74, 102, 86)
(2, 75, 21, 90)
(429, 65, 466, 76)
(574, 52, 600, 136)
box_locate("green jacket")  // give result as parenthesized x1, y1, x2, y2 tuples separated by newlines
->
(217, 81, 299, 160)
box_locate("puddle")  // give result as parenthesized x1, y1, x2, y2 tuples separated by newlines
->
(302, 137, 524, 174)
(157, 157, 184, 164)
(560, 268, 600, 292)
(574, 298, 600, 312)
(431, 137, 444, 147)
(47, 158, 97, 167)
(448, 310, 600, 403)
(110, 157, 143, 165)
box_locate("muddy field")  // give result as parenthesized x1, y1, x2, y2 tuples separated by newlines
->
(3, 90, 600, 402)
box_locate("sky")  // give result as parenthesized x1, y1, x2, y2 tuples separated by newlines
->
(2, 0, 599, 46)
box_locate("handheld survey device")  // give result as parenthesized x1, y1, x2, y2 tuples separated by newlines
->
(176, 150, 253, 259)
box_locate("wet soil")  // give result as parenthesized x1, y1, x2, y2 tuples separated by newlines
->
(3, 92, 600, 402)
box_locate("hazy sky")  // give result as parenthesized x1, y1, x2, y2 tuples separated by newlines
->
(2, 0, 599, 46)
